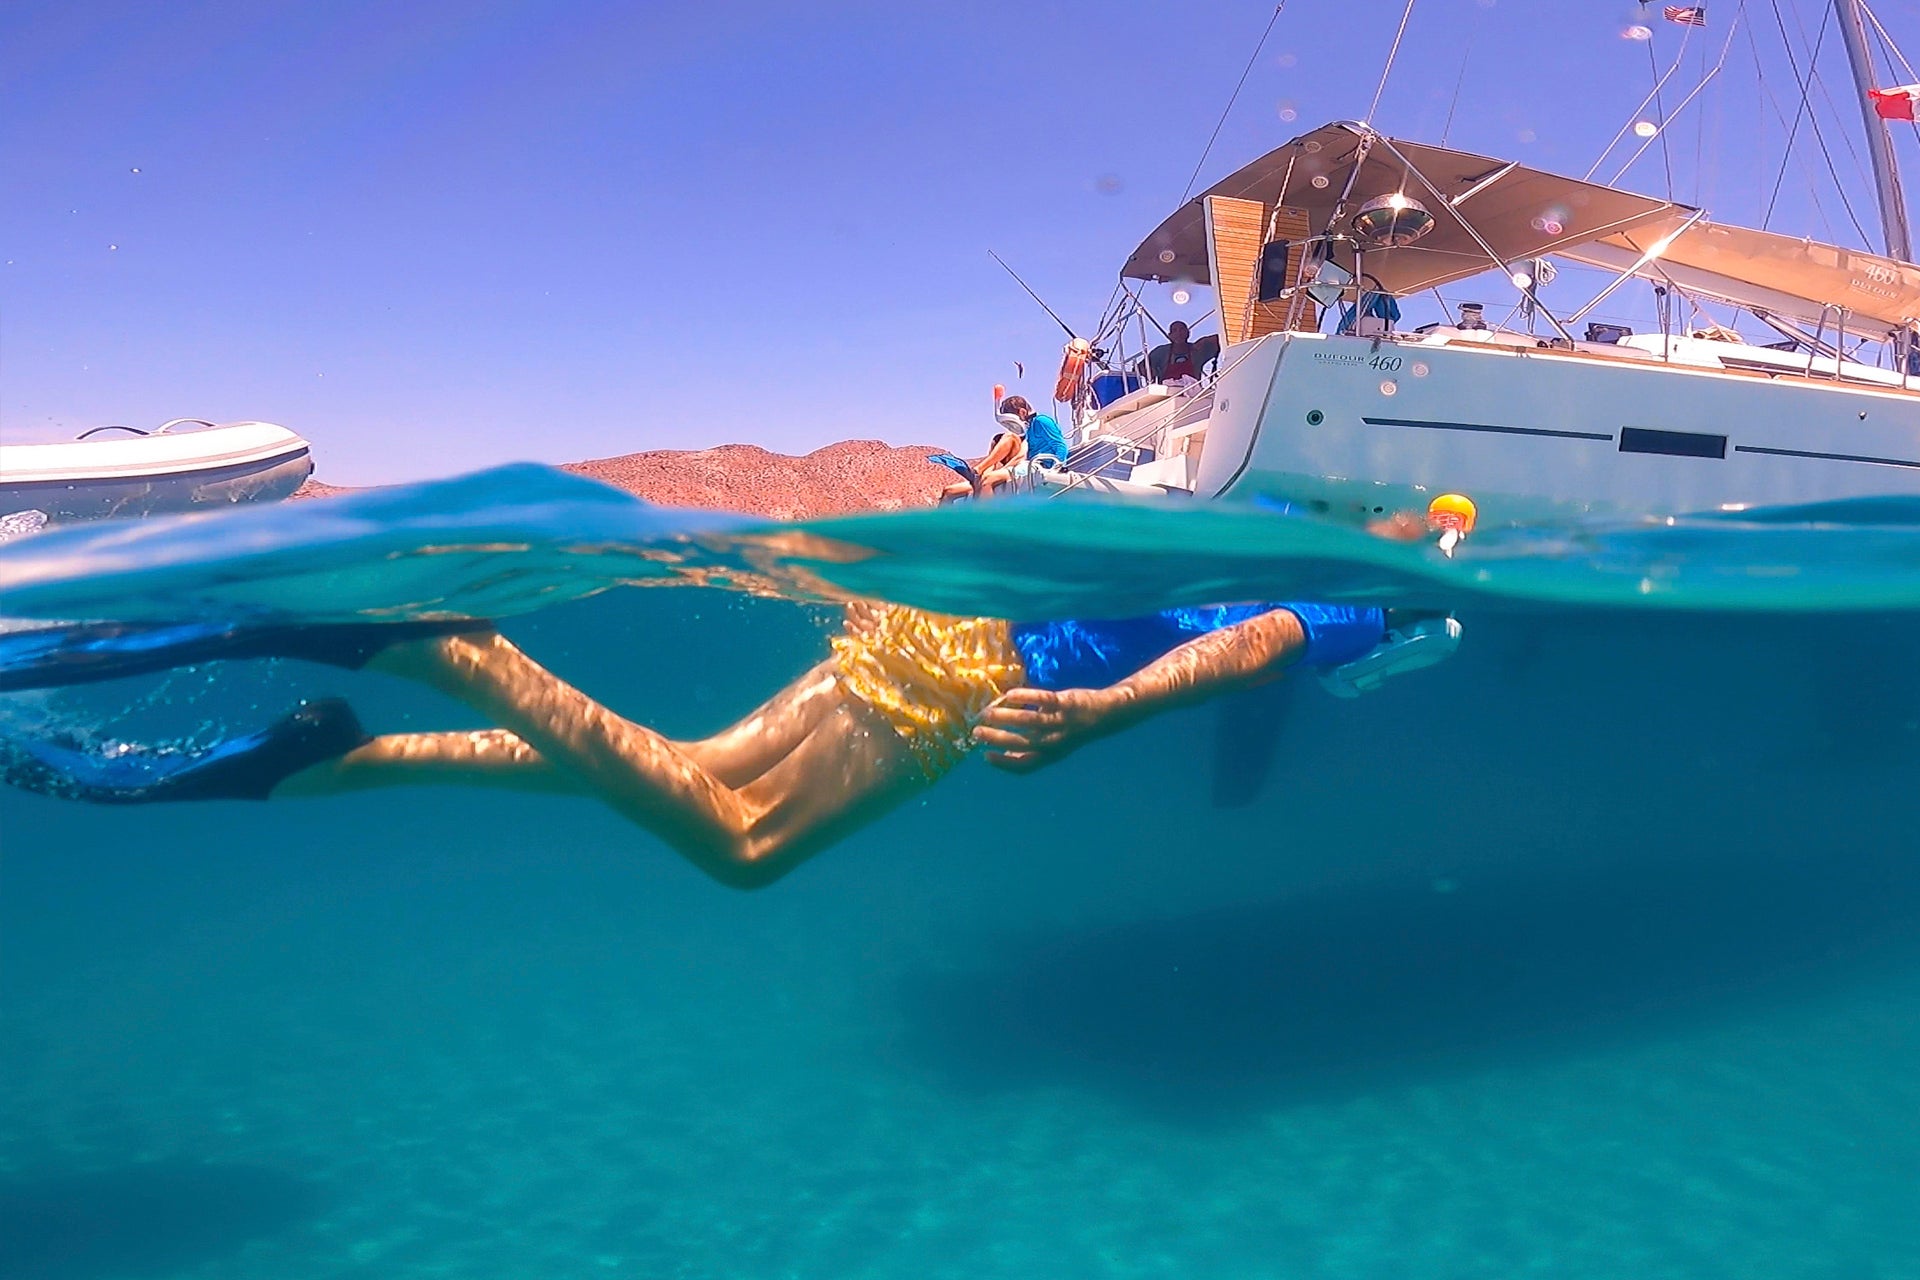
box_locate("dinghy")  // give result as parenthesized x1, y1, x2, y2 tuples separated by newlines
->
(0, 419, 313, 524)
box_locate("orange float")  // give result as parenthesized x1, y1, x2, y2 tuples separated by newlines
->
(1054, 338, 1091, 402)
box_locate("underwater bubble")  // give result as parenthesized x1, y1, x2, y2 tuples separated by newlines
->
(1634, 120, 1659, 138)
(1171, 288, 1191, 305)
(1096, 174, 1123, 195)
(1277, 51, 1297, 68)
(1278, 101, 1298, 123)
(1158, 248, 1177, 264)
(1311, 174, 1330, 189)
(1624, 23, 1653, 40)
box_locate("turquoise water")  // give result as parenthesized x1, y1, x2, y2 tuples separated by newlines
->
(5, 469, 1920, 1278)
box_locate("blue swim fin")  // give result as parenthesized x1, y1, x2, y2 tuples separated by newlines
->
(0, 619, 480, 693)
(1, 698, 370, 804)
(928, 453, 981, 485)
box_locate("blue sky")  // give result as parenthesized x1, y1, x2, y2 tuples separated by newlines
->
(3, 0, 1913, 484)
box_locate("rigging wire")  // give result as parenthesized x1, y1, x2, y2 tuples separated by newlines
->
(1645, 14, 1685, 197)
(1438, 0, 1487, 147)
(1366, 0, 1420, 126)
(1861, 1, 1917, 81)
(1743, 10, 1843, 241)
(1764, 0, 1873, 244)
(1781, 0, 1877, 195)
(1610, 17, 1740, 187)
(1585, 40, 1697, 179)
(1177, 4, 1287, 206)
(1761, 2, 1833, 227)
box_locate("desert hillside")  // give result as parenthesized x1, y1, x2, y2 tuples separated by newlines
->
(293, 440, 955, 520)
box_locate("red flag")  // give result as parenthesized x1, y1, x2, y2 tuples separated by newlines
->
(1870, 84, 1920, 121)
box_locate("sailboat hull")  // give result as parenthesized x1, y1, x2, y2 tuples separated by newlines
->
(1190, 332, 1920, 520)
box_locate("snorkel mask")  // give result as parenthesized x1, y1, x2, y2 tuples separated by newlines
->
(996, 412, 1027, 437)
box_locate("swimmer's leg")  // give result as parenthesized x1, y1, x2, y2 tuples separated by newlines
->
(274, 728, 585, 796)
(350, 631, 926, 887)
(284, 660, 849, 797)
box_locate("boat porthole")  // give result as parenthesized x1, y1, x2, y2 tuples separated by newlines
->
(1306, 409, 1325, 425)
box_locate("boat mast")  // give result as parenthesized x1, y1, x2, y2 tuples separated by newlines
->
(1835, 0, 1913, 261)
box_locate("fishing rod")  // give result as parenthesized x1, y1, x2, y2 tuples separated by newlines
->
(987, 250, 1079, 339)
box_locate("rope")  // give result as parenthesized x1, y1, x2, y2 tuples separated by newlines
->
(1178, 4, 1287, 206)
(1366, 0, 1419, 125)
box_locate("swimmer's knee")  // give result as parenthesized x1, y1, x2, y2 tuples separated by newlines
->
(701, 840, 796, 891)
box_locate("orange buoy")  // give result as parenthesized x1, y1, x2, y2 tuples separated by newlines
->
(1054, 338, 1091, 402)
(1426, 492, 1478, 534)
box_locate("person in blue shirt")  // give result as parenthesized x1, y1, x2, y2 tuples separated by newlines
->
(989, 395, 1070, 479)
(932, 395, 1069, 501)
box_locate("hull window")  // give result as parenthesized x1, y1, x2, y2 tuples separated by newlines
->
(1619, 427, 1727, 459)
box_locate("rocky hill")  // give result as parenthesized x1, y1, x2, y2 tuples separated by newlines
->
(293, 439, 954, 519)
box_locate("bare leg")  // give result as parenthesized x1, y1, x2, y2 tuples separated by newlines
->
(297, 632, 927, 888)
(675, 660, 845, 786)
(277, 728, 585, 796)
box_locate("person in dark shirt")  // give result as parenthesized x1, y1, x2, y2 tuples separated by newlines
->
(1147, 322, 1222, 384)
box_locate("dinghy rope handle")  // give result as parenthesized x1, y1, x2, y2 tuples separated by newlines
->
(1427, 493, 1476, 558)
(1055, 338, 1091, 403)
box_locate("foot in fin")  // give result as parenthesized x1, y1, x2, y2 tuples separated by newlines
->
(1318, 615, 1463, 699)
(0, 698, 370, 804)
(927, 453, 981, 486)
(0, 619, 481, 693)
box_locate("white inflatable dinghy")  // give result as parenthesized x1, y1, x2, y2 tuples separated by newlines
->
(0, 419, 313, 523)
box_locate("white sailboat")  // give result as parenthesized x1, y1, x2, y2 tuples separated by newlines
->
(1036, 1, 1920, 523)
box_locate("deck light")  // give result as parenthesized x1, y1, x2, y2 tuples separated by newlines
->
(1351, 193, 1435, 248)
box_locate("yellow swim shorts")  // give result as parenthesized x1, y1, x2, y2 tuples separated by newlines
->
(830, 602, 1027, 781)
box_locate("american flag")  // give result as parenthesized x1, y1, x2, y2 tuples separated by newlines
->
(1663, 5, 1707, 25)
